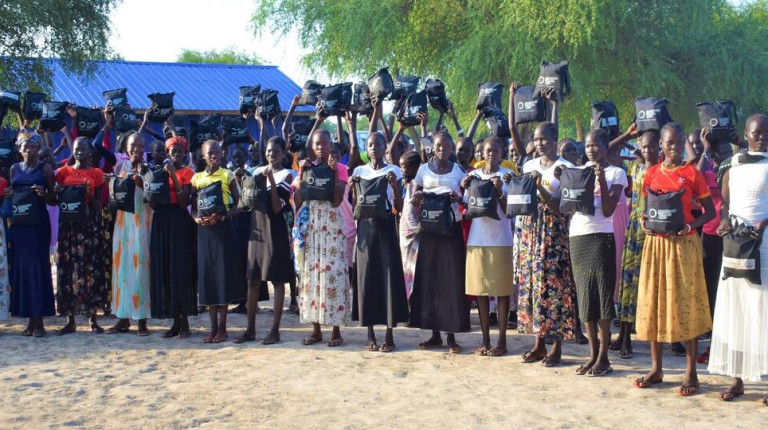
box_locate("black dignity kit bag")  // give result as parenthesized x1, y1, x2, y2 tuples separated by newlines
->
(39, 101, 68, 132)
(23, 92, 47, 120)
(223, 116, 249, 145)
(353, 176, 390, 220)
(0, 90, 21, 111)
(466, 177, 499, 220)
(644, 188, 685, 234)
(634, 97, 673, 134)
(147, 92, 175, 122)
(114, 107, 139, 133)
(103, 88, 128, 108)
(559, 167, 595, 215)
(483, 107, 511, 138)
(506, 173, 538, 217)
(76, 107, 102, 138)
(722, 219, 767, 285)
(142, 167, 171, 205)
(58, 185, 88, 223)
(255, 89, 280, 120)
(397, 90, 428, 127)
(390, 75, 420, 101)
(299, 80, 324, 106)
(418, 192, 455, 235)
(239, 85, 261, 114)
(197, 181, 227, 217)
(110, 176, 136, 213)
(317, 83, 350, 117)
(592, 100, 621, 139)
(534, 60, 571, 101)
(426, 78, 448, 113)
(11, 185, 44, 227)
(514, 85, 546, 124)
(240, 174, 270, 213)
(368, 68, 394, 100)
(697, 101, 737, 141)
(300, 164, 335, 202)
(477, 82, 503, 109)
(350, 82, 373, 116)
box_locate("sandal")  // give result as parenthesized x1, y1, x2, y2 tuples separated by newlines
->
(574, 364, 592, 375)
(633, 374, 664, 388)
(474, 346, 489, 356)
(379, 343, 395, 353)
(678, 383, 700, 396)
(541, 356, 561, 367)
(302, 336, 322, 346)
(137, 328, 150, 337)
(586, 366, 613, 377)
(327, 337, 344, 347)
(617, 350, 633, 359)
(521, 350, 545, 363)
(365, 342, 379, 352)
(448, 344, 462, 354)
(418, 340, 443, 350)
(90, 324, 105, 334)
(486, 347, 507, 357)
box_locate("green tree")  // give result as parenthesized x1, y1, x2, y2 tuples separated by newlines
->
(0, 0, 118, 92)
(177, 48, 262, 65)
(253, 0, 768, 137)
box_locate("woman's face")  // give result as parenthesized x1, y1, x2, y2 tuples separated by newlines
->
(584, 136, 605, 163)
(367, 134, 386, 162)
(20, 140, 40, 163)
(248, 144, 261, 164)
(559, 141, 579, 164)
(312, 132, 331, 163)
(661, 129, 684, 163)
(150, 142, 166, 164)
(127, 135, 145, 163)
(456, 139, 472, 165)
(474, 143, 484, 161)
(231, 150, 246, 169)
(203, 143, 222, 169)
(483, 141, 502, 169)
(638, 135, 660, 163)
(745, 117, 768, 152)
(400, 158, 418, 179)
(266, 142, 284, 167)
(169, 145, 186, 166)
(72, 139, 90, 163)
(533, 125, 556, 157)
(39, 147, 54, 166)
(433, 135, 453, 162)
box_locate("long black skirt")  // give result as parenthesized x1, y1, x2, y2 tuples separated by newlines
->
(355, 215, 409, 327)
(570, 233, 616, 323)
(197, 218, 246, 306)
(150, 205, 198, 318)
(247, 208, 295, 283)
(409, 222, 470, 332)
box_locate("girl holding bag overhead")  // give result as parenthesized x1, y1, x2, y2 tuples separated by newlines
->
(8, 132, 57, 337)
(294, 129, 351, 347)
(634, 122, 715, 396)
(54, 137, 107, 335)
(349, 132, 408, 353)
(410, 131, 470, 354)
(149, 136, 197, 339)
(191, 139, 246, 344)
(568, 129, 627, 376)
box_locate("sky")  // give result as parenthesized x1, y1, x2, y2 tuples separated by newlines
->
(108, 0, 313, 83)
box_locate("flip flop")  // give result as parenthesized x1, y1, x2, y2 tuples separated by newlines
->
(541, 356, 561, 367)
(327, 337, 344, 347)
(486, 347, 507, 357)
(302, 336, 323, 345)
(678, 384, 700, 396)
(633, 374, 663, 388)
(474, 346, 489, 356)
(574, 364, 591, 375)
(448, 344, 463, 354)
(379, 343, 395, 353)
(586, 366, 613, 377)
(719, 390, 744, 401)
(617, 350, 633, 359)
(521, 350, 545, 363)
(137, 329, 150, 337)
(365, 342, 379, 351)
(90, 325, 105, 334)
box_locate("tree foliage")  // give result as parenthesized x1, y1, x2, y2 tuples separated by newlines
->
(177, 48, 262, 65)
(0, 0, 118, 92)
(253, 0, 768, 136)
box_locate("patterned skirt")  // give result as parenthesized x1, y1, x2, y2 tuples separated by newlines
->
(515, 204, 576, 340)
(56, 207, 108, 315)
(618, 217, 645, 322)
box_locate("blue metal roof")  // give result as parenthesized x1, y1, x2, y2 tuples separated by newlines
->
(47, 59, 313, 113)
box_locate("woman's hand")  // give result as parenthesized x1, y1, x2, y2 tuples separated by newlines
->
(640, 215, 654, 236)
(502, 172, 513, 183)
(34, 184, 51, 198)
(529, 170, 543, 187)
(348, 175, 361, 185)
(677, 223, 692, 236)
(460, 175, 473, 190)
(491, 177, 504, 197)
(717, 219, 733, 237)
(411, 191, 424, 206)
(264, 166, 276, 186)
(386, 171, 398, 187)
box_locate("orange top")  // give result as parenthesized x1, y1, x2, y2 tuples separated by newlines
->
(169, 166, 194, 204)
(642, 163, 710, 227)
(55, 166, 105, 199)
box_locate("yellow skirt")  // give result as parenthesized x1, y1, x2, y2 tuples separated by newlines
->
(466, 246, 514, 296)
(636, 234, 712, 343)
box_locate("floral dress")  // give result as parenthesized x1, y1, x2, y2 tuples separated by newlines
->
(515, 203, 576, 340)
(617, 160, 647, 323)
(297, 200, 351, 326)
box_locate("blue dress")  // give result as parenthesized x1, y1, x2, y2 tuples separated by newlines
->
(10, 163, 55, 317)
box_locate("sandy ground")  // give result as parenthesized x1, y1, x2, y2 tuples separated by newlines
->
(1, 294, 766, 430)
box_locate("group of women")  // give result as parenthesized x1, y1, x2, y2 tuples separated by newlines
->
(1, 84, 766, 406)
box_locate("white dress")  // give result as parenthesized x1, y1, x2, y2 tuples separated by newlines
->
(708, 155, 768, 381)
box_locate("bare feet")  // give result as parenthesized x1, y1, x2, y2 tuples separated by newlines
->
(212, 330, 228, 343)
(418, 333, 443, 350)
(233, 331, 256, 344)
(262, 329, 280, 345)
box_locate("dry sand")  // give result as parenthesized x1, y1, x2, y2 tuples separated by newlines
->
(1, 295, 766, 430)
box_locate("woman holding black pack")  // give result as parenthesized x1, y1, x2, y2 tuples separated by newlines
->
(294, 129, 351, 347)
(349, 131, 408, 352)
(7, 132, 57, 337)
(235, 136, 295, 345)
(149, 136, 197, 339)
(569, 129, 627, 376)
(54, 137, 107, 335)
(634, 122, 714, 396)
(108, 132, 153, 336)
(410, 131, 470, 353)
(515, 121, 577, 367)
(191, 139, 246, 344)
